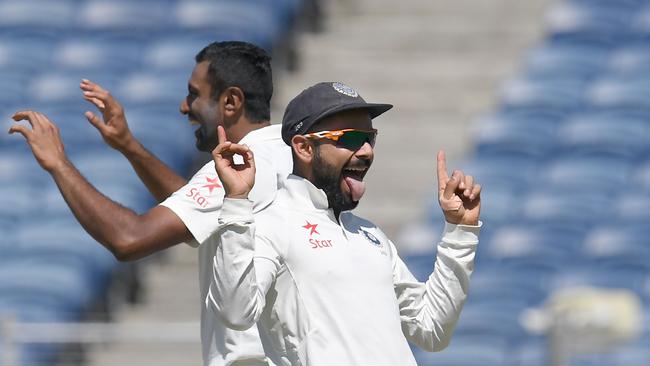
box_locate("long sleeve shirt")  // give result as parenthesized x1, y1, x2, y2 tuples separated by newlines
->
(160, 125, 292, 365)
(207, 175, 480, 366)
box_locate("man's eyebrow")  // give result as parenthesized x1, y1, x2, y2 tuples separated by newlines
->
(188, 83, 199, 92)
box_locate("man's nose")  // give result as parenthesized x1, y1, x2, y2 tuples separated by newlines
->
(179, 97, 189, 115)
(355, 141, 374, 158)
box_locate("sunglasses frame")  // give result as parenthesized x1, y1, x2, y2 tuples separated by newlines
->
(303, 128, 378, 149)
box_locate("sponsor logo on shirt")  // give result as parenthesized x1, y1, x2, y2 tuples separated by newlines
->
(202, 176, 222, 194)
(186, 176, 221, 208)
(303, 221, 334, 249)
(302, 221, 319, 236)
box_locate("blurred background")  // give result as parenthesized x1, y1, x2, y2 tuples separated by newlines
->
(2, 0, 650, 365)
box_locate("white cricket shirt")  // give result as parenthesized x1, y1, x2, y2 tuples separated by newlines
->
(209, 175, 481, 366)
(160, 124, 292, 366)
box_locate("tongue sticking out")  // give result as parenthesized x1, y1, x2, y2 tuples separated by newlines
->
(344, 176, 366, 202)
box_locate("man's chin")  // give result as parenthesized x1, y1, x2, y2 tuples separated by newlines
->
(195, 139, 216, 152)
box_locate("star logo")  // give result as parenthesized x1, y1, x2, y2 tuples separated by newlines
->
(303, 221, 319, 236)
(202, 176, 222, 194)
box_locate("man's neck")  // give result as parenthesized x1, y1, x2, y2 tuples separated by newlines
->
(227, 120, 271, 143)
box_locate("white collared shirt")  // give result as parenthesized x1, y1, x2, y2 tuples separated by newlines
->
(160, 124, 292, 366)
(208, 175, 481, 366)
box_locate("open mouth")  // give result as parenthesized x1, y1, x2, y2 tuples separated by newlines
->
(342, 165, 368, 202)
(342, 166, 367, 181)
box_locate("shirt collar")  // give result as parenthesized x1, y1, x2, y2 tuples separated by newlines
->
(283, 174, 332, 209)
(239, 124, 281, 145)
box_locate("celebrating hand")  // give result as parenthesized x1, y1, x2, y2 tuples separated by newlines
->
(80, 79, 134, 152)
(9, 111, 68, 172)
(212, 126, 255, 199)
(436, 151, 481, 226)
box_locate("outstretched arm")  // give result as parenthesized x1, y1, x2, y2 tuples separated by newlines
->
(9, 110, 192, 261)
(81, 79, 187, 201)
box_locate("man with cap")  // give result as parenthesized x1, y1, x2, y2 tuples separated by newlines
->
(207, 82, 482, 365)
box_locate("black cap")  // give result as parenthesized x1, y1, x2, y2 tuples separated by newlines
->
(281, 82, 393, 145)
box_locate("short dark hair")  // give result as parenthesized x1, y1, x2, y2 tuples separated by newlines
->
(195, 41, 273, 123)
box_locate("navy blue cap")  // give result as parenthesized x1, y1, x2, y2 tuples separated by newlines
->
(281, 82, 393, 145)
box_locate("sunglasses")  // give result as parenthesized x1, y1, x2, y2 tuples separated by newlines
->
(303, 128, 378, 150)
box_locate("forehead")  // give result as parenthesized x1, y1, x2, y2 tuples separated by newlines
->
(313, 109, 373, 131)
(189, 61, 211, 89)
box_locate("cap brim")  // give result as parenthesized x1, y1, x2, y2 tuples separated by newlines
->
(313, 102, 393, 126)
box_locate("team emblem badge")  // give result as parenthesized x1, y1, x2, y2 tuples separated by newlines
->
(360, 229, 381, 247)
(332, 82, 358, 97)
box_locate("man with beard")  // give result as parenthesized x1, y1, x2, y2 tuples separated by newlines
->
(208, 82, 482, 365)
(9, 41, 291, 365)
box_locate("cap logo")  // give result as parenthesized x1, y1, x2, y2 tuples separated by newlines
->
(294, 121, 303, 132)
(332, 82, 358, 97)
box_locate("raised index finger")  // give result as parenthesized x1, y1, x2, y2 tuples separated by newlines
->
(217, 125, 228, 145)
(436, 150, 449, 193)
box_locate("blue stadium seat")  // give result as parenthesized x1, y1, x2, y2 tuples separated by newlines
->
(28, 72, 121, 107)
(0, 37, 56, 73)
(631, 160, 650, 192)
(537, 156, 632, 194)
(500, 76, 587, 114)
(145, 36, 216, 72)
(412, 334, 509, 366)
(586, 74, 650, 110)
(608, 45, 650, 75)
(522, 190, 614, 233)
(173, 1, 278, 50)
(13, 217, 118, 284)
(0, 71, 30, 107)
(471, 113, 558, 160)
(0, 259, 94, 316)
(77, 1, 173, 33)
(524, 42, 609, 80)
(53, 38, 144, 73)
(615, 193, 650, 223)
(0, 0, 74, 29)
(545, 1, 636, 43)
(118, 72, 188, 104)
(556, 113, 650, 159)
(0, 152, 49, 185)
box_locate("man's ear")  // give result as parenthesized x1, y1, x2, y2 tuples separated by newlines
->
(222, 86, 245, 118)
(291, 135, 315, 164)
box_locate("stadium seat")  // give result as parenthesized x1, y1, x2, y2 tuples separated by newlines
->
(537, 156, 632, 194)
(470, 113, 558, 160)
(500, 76, 587, 114)
(0, 0, 74, 29)
(77, 1, 172, 33)
(523, 41, 609, 80)
(173, 1, 279, 51)
(145, 36, 217, 72)
(53, 38, 144, 73)
(0, 259, 94, 316)
(556, 113, 650, 159)
(412, 334, 509, 366)
(608, 45, 650, 75)
(545, 1, 636, 43)
(586, 74, 650, 110)
(521, 190, 614, 234)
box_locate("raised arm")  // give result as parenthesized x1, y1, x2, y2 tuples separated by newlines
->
(205, 126, 276, 330)
(394, 151, 482, 351)
(80, 79, 187, 201)
(9, 111, 192, 261)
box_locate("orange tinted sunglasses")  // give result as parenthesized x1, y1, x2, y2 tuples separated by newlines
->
(304, 129, 377, 150)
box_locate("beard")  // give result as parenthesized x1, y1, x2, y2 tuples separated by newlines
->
(194, 121, 218, 152)
(312, 146, 359, 213)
